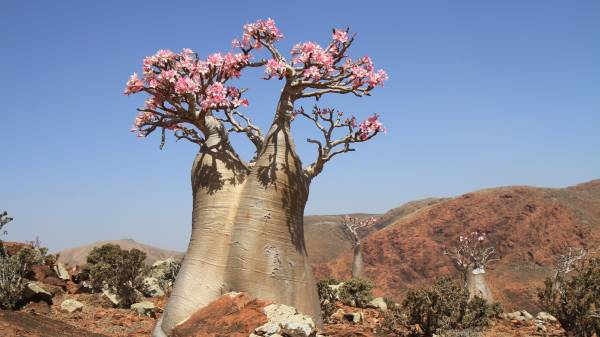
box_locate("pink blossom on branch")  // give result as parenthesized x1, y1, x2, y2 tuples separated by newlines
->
(240, 18, 283, 49)
(265, 59, 287, 79)
(124, 73, 144, 95)
(332, 29, 349, 43)
(357, 113, 385, 140)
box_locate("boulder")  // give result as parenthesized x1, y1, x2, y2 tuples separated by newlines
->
(536, 311, 558, 323)
(520, 310, 534, 320)
(142, 277, 164, 297)
(130, 301, 158, 317)
(23, 282, 53, 304)
(367, 297, 388, 312)
(255, 303, 317, 337)
(60, 299, 84, 313)
(505, 310, 533, 321)
(53, 262, 70, 281)
(101, 288, 120, 307)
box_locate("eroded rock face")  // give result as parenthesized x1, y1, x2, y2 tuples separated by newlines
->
(171, 292, 271, 337)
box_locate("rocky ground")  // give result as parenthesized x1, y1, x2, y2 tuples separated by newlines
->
(0, 288, 567, 337)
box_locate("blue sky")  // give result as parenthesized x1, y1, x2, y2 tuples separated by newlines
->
(1, 1, 598, 252)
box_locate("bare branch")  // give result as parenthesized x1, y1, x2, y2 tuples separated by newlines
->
(298, 106, 382, 180)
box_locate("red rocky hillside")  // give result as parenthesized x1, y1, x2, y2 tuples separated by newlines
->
(314, 179, 600, 313)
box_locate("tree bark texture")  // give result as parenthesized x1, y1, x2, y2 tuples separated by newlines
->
(154, 109, 321, 336)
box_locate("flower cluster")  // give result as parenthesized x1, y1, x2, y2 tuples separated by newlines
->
(236, 18, 283, 49)
(348, 56, 388, 88)
(124, 73, 144, 95)
(357, 114, 385, 140)
(265, 58, 287, 79)
(332, 29, 349, 43)
(291, 42, 335, 80)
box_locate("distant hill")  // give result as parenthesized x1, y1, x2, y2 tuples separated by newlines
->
(57, 239, 184, 266)
(314, 179, 600, 313)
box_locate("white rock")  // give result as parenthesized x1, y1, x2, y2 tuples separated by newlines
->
(536, 311, 558, 323)
(254, 304, 316, 337)
(131, 301, 157, 316)
(23, 282, 53, 302)
(102, 288, 120, 306)
(368, 297, 388, 312)
(53, 262, 70, 281)
(60, 299, 84, 313)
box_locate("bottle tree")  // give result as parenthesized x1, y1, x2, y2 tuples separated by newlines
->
(443, 231, 498, 302)
(124, 19, 387, 336)
(341, 215, 377, 278)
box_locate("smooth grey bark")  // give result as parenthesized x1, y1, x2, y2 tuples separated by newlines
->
(154, 93, 321, 336)
(351, 243, 364, 278)
(466, 268, 494, 302)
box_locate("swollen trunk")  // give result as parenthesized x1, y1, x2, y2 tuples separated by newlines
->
(154, 119, 321, 336)
(466, 268, 494, 302)
(351, 243, 364, 278)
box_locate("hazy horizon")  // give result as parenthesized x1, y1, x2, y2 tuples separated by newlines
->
(1, 1, 599, 252)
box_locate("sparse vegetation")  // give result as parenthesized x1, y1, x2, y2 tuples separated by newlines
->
(86, 244, 148, 308)
(381, 276, 502, 336)
(317, 277, 339, 321)
(0, 212, 53, 309)
(339, 277, 374, 308)
(538, 255, 600, 336)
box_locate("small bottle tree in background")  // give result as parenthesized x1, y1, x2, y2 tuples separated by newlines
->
(443, 231, 497, 302)
(341, 215, 377, 278)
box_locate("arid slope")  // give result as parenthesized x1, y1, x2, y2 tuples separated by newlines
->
(315, 180, 600, 313)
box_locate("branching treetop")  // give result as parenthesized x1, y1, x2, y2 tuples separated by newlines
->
(125, 18, 388, 180)
(443, 231, 498, 272)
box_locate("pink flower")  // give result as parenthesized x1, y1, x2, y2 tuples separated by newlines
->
(222, 52, 249, 78)
(241, 18, 283, 49)
(332, 29, 348, 43)
(160, 69, 178, 83)
(124, 73, 144, 95)
(174, 77, 198, 94)
(201, 82, 228, 109)
(265, 59, 287, 78)
(357, 113, 385, 140)
(368, 69, 388, 87)
(207, 53, 224, 67)
(303, 66, 321, 81)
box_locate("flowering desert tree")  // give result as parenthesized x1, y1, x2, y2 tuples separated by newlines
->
(124, 19, 387, 336)
(341, 215, 377, 278)
(443, 231, 497, 302)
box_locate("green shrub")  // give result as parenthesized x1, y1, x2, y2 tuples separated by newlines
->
(86, 244, 148, 308)
(0, 249, 31, 309)
(154, 258, 181, 293)
(317, 277, 339, 321)
(0, 213, 52, 309)
(339, 277, 374, 308)
(381, 277, 500, 336)
(538, 257, 600, 337)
